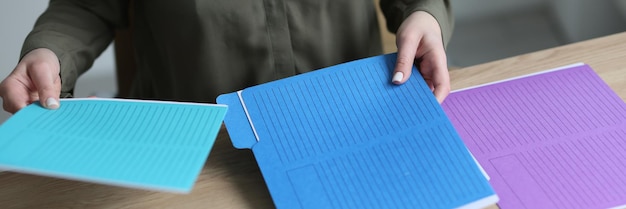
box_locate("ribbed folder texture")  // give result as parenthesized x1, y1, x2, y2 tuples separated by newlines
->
(442, 64, 626, 209)
(0, 99, 227, 193)
(222, 54, 497, 209)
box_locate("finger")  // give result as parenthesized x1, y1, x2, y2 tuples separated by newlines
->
(427, 50, 451, 103)
(0, 76, 31, 114)
(425, 79, 435, 92)
(392, 34, 420, 85)
(1, 91, 29, 114)
(433, 78, 450, 103)
(29, 62, 61, 109)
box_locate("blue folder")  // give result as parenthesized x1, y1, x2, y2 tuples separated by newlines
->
(0, 99, 227, 193)
(217, 53, 498, 209)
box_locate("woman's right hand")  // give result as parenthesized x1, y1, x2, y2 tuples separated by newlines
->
(0, 48, 62, 114)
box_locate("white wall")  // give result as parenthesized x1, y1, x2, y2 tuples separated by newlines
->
(617, 0, 626, 18)
(451, 0, 626, 43)
(550, 0, 626, 42)
(451, 0, 545, 23)
(0, 0, 116, 124)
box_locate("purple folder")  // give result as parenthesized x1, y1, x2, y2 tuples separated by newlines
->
(442, 63, 626, 209)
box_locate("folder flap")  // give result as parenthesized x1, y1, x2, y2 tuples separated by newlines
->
(216, 92, 257, 149)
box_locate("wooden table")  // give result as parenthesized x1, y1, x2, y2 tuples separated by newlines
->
(449, 32, 626, 101)
(1, 32, 625, 209)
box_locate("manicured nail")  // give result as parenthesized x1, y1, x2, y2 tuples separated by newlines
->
(392, 72, 404, 84)
(46, 97, 59, 109)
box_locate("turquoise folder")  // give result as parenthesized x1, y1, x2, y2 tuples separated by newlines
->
(0, 99, 227, 193)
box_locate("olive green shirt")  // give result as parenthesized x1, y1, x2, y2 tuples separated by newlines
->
(21, 0, 452, 103)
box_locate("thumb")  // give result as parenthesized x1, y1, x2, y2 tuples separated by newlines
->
(392, 37, 419, 85)
(29, 62, 61, 109)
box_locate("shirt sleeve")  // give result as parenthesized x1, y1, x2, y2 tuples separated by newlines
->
(379, 0, 454, 47)
(20, 0, 129, 97)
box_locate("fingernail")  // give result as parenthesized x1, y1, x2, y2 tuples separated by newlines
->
(392, 72, 404, 84)
(46, 97, 59, 109)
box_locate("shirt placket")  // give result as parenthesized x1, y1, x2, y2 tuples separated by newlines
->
(263, 0, 296, 79)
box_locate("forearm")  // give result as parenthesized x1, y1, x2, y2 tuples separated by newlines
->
(379, 0, 453, 47)
(20, 0, 128, 96)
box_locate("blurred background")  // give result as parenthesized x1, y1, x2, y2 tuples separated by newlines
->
(1, 0, 626, 123)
